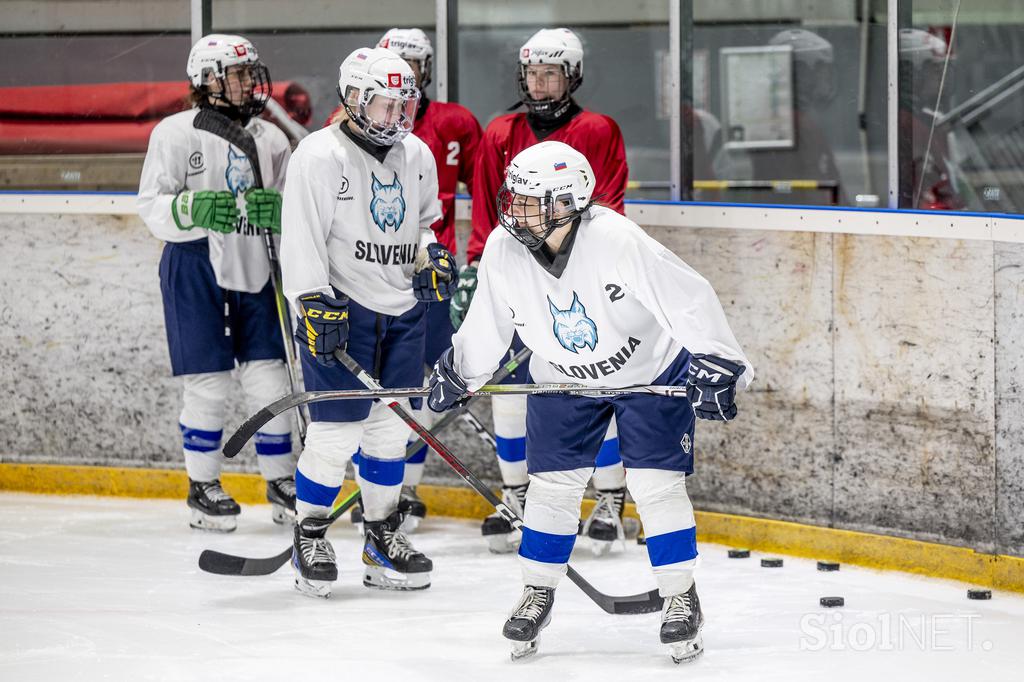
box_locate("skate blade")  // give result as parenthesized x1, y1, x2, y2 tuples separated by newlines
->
(293, 575, 332, 598)
(271, 503, 297, 526)
(510, 638, 540, 661)
(485, 531, 521, 554)
(362, 565, 431, 591)
(668, 635, 704, 664)
(189, 509, 237, 533)
(400, 514, 422, 534)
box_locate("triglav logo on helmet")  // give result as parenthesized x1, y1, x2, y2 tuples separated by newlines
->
(387, 73, 402, 88)
(548, 292, 598, 354)
(369, 172, 406, 232)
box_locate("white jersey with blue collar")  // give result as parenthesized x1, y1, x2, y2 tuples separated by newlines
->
(280, 123, 442, 317)
(452, 205, 754, 391)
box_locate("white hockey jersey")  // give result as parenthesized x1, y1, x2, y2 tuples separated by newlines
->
(280, 124, 442, 316)
(453, 206, 754, 391)
(136, 108, 292, 293)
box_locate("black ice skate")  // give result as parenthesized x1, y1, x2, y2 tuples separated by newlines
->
(266, 476, 297, 525)
(187, 479, 240, 532)
(362, 510, 432, 590)
(481, 484, 528, 554)
(398, 485, 427, 533)
(292, 516, 338, 598)
(581, 487, 627, 556)
(503, 585, 555, 661)
(660, 581, 705, 664)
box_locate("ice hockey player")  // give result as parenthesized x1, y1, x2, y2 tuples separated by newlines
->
(137, 34, 297, 532)
(449, 27, 631, 554)
(427, 141, 753, 662)
(280, 46, 449, 597)
(376, 28, 483, 531)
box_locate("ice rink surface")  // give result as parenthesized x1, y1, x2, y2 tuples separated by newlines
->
(1, 492, 1022, 682)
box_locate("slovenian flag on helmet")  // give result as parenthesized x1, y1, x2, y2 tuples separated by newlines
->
(553, 161, 567, 171)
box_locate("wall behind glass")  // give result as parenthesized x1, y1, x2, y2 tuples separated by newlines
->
(907, 0, 1024, 213)
(457, 0, 670, 200)
(692, 0, 888, 207)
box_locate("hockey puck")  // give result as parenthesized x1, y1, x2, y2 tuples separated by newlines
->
(761, 558, 784, 568)
(817, 561, 840, 572)
(820, 596, 845, 608)
(728, 548, 750, 559)
(967, 589, 992, 600)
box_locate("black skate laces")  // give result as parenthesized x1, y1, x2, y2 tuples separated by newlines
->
(511, 586, 550, 622)
(664, 592, 693, 622)
(199, 481, 232, 503)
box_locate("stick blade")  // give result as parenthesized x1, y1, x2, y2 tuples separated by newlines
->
(566, 566, 664, 615)
(223, 407, 277, 458)
(198, 547, 292, 576)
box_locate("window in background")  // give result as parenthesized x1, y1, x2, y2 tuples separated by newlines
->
(907, 0, 1024, 212)
(0, 1, 191, 190)
(691, 0, 889, 208)
(457, 0, 671, 201)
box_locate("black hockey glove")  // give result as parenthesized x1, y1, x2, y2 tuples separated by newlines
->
(295, 292, 350, 367)
(413, 243, 458, 303)
(686, 354, 746, 421)
(428, 347, 471, 413)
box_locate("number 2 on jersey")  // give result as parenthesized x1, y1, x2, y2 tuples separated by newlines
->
(446, 141, 460, 166)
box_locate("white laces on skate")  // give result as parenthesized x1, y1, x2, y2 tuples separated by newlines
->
(300, 536, 336, 566)
(592, 489, 625, 525)
(200, 482, 232, 503)
(664, 593, 693, 622)
(384, 527, 418, 561)
(503, 485, 528, 516)
(511, 586, 550, 622)
(277, 478, 296, 497)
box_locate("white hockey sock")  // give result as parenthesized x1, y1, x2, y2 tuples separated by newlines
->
(517, 468, 590, 588)
(358, 401, 410, 521)
(179, 371, 231, 482)
(626, 468, 698, 596)
(295, 421, 362, 519)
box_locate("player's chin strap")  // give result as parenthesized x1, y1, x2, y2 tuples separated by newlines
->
(192, 107, 309, 445)
(330, 349, 663, 616)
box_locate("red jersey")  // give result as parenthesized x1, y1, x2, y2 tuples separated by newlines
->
(467, 109, 628, 264)
(324, 100, 482, 253)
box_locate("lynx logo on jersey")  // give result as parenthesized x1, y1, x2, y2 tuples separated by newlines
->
(225, 146, 255, 197)
(369, 172, 406, 232)
(548, 292, 598, 354)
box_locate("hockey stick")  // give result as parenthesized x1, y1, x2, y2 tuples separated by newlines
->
(200, 349, 526, 577)
(224, 381, 685, 459)
(198, 487, 360, 576)
(335, 349, 664, 616)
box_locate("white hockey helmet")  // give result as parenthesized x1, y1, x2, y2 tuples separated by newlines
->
(899, 28, 950, 70)
(378, 28, 433, 88)
(517, 28, 584, 119)
(769, 28, 835, 108)
(338, 47, 420, 146)
(186, 34, 271, 116)
(497, 141, 595, 250)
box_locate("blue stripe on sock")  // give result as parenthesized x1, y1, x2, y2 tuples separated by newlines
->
(595, 437, 621, 468)
(518, 527, 577, 564)
(645, 526, 698, 567)
(179, 424, 222, 453)
(295, 468, 341, 507)
(254, 432, 292, 455)
(496, 436, 526, 462)
(358, 454, 405, 487)
(407, 442, 428, 465)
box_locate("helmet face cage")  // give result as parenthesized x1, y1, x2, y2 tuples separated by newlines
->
(517, 62, 581, 119)
(342, 83, 419, 146)
(496, 186, 582, 250)
(200, 61, 272, 118)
